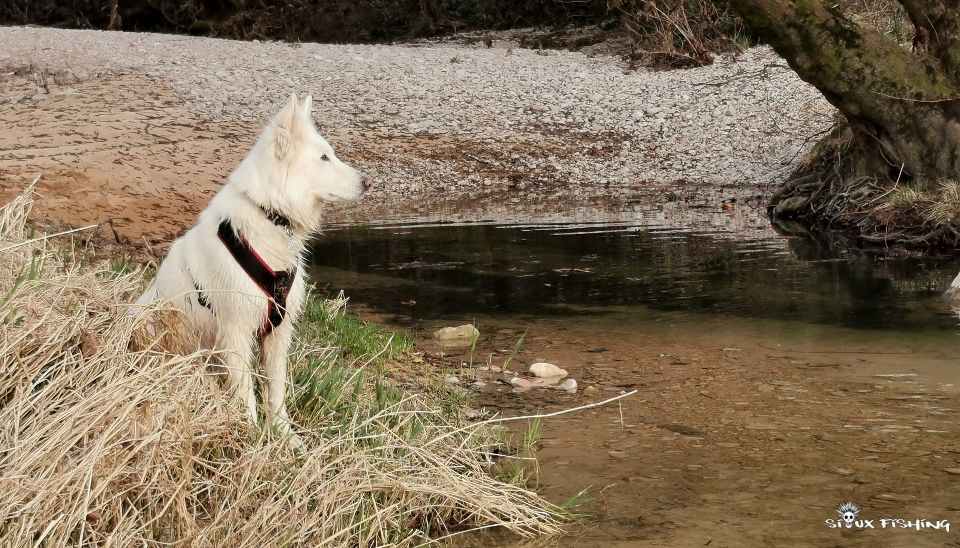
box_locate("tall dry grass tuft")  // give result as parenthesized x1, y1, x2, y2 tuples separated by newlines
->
(0, 185, 564, 547)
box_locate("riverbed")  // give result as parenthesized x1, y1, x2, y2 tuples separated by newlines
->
(311, 197, 960, 547)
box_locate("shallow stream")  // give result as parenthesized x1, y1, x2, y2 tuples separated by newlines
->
(312, 199, 960, 373)
(310, 195, 960, 546)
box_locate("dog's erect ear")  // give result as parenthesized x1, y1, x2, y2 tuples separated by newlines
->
(301, 95, 313, 117)
(274, 92, 300, 159)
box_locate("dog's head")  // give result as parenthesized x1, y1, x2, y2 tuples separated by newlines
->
(236, 93, 373, 230)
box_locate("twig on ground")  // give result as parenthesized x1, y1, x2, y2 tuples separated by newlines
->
(490, 390, 638, 424)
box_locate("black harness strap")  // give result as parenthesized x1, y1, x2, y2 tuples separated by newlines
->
(217, 219, 298, 337)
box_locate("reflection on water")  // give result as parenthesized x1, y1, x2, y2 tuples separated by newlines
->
(309, 220, 960, 332)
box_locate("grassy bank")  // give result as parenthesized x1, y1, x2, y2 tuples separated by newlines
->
(0, 184, 564, 546)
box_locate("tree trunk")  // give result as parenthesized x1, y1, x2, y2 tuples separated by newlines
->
(725, 0, 960, 187)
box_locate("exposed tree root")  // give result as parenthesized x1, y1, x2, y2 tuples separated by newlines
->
(769, 127, 960, 255)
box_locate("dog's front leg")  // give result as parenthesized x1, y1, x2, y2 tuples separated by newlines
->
(219, 332, 258, 425)
(260, 321, 300, 445)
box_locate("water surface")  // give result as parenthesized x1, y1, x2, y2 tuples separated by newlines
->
(311, 199, 960, 546)
(310, 217, 960, 333)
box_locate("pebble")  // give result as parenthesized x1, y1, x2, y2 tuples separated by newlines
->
(944, 468, 960, 475)
(433, 325, 479, 345)
(530, 362, 567, 378)
(872, 493, 915, 502)
(445, 375, 460, 385)
(462, 407, 482, 419)
(560, 378, 578, 393)
(510, 377, 533, 390)
(532, 376, 563, 387)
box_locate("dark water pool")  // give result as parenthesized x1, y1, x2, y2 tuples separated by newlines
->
(308, 218, 960, 333)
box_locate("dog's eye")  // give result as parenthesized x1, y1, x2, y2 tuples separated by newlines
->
(320, 154, 329, 162)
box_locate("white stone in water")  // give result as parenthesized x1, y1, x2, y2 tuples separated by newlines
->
(433, 325, 479, 345)
(560, 378, 578, 393)
(530, 362, 568, 378)
(532, 376, 563, 387)
(510, 377, 533, 390)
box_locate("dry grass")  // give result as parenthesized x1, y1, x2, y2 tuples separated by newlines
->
(875, 180, 960, 227)
(608, 0, 750, 68)
(840, 0, 911, 45)
(922, 181, 960, 226)
(0, 184, 564, 547)
(884, 183, 925, 209)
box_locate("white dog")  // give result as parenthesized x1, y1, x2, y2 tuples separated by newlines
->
(136, 93, 371, 443)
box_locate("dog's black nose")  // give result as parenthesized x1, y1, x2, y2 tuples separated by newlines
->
(362, 176, 374, 190)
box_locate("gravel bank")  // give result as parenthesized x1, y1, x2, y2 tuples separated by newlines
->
(1, 26, 834, 203)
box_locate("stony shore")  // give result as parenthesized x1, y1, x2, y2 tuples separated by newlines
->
(1, 26, 834, 233)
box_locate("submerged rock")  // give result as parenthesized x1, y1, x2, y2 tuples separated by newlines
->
(560, 378, 578, 393)
(510, 377, 533, 391)
(530, 362, 567, 378)
(433, 325, 479, 346)
(532, 376, 563, 387)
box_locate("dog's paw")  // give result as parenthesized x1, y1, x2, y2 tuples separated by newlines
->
(271, 421, 306, 452)
(286, 432, 306, 452)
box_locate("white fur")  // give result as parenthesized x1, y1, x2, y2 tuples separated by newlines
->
(135, 93, 370, 444)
